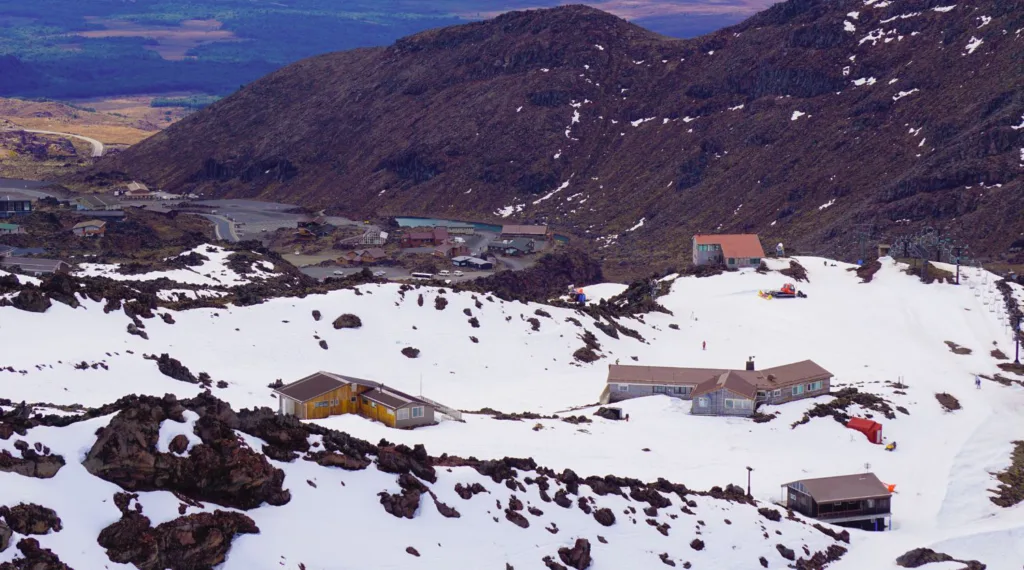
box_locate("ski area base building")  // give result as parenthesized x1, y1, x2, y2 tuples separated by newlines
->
(601, 359, 833, 417)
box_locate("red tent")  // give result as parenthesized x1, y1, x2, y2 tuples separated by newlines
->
(846, 417, 883, 444)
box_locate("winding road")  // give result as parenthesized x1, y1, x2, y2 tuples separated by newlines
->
(201, 214, 240, 242)
(3, 128, 105, 157)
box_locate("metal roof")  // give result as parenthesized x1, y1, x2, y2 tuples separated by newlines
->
(73, 220, 106, 229)
(693, 234, 765, 259)
(0, 257, 69, 274)
(690, 370, 761, 399)
(274, 371, 348, 402)
(784, 473, 890, 503)
(607, 360, 832, 391)
(501, 224, 547, 235)
(362, 387, 426, 410)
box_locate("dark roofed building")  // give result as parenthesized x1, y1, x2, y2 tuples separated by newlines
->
(0, 256, 70, 276)
(783, 473, 892, 531)
(488, 237, 535, 256)
(603, 358, 833, 416)
(0, 192, 33, 217)
(500, 224, 548, 239)
(74, 194, 122, 211)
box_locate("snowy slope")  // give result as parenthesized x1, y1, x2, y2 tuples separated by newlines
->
(1, 256, 1023, 569)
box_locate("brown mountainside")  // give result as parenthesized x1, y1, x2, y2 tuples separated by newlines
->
(85, 1, 1024, 277)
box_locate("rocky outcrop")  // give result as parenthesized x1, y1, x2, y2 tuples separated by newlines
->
(557, 538, 592, 570)
(895, 548, 985, 569)
(376, 444, 436, 483)
(0, 537, 72, 569)
(0, 447, 64, 479)
(0, 504, 62, 535)
(0, 521, 11, 553)
(332, 314, 362, 329)
(97, 492, 259, 570)
(81, 394, 290, 510)
(593, 508, 615, 527)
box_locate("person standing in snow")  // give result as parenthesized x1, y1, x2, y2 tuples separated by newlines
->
(702, 341, 706, 351)
(975, 375, 981, 389)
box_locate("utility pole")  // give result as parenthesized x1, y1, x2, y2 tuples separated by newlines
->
(746, 466, 754, 497)
(1015, 315, 1021, 365)
(955, 247, 961, 285)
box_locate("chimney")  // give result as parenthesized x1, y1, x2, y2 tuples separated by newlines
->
(746, 357, 755, 371)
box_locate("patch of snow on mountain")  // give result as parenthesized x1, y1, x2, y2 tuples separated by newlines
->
(76, 245, 276, 287)
(853, 77, 877, 86)
(630, 117, 656, 127)
(533, 178, 572, 205)
(893, 88, 920, 101)
(818, 199, 837, 211)
(964, 36, 984, 54)
(847, 11, 860, 19)
(977, 15, 991, 27)
(845, 20, 857, 32)
(494, 203, 524, 218)
(791, 110, 806, 121)
(626, 218, 645, 232)
(933, 5, 956, 12)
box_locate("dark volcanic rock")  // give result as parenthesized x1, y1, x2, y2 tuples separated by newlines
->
(0, 504, 62, 535)
(0, 448, 65, 479)
(332, 313, 362, 329)
(81, 394, 290, 510)
(1, 537, 71, 569)
(167, 434, 189, 455)
(557, 538, 592, 570)
(401, 347, 420, 358)
(97, 495, 259, 570)
(593, 508, 615, 527)
(777, 544, 796, 561)
(0, 521, 9, 553)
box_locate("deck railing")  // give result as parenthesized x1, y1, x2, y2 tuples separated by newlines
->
(417, 396, 464, 422)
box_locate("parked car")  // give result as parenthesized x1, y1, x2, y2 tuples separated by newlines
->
(453, 270, 464, 277)
(332, 270, 345, 275)
(439, 270, 451, 276)
(373, 270, 386, 277)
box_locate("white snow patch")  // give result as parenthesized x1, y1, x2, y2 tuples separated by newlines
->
(964, 36, 983, 54)
(844, 21, 857, 33)
(933, 5, 957, 12)
(494, 203, 525, 218)
(729, 104, 745, 111)
(977, 15, 991, 27)
(853, 77, 877, 86)
(156, 410, 202, 455)
(893, 88, 920, 101)
(625, 218, 645, 232)
(533, 177, 572, 205)
(630, 117, 656, 127)
(818, 199, 837, 211)
(791, 110, 807, 121)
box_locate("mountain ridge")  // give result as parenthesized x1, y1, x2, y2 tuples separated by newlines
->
(83, 0, 1024, 277)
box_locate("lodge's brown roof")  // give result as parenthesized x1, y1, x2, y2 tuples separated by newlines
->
(608, 360, 832, 391)
(691, 370, 760, 399)
(694, 234, 765, 259)
(608, 365, 725, 386)
(274, 372, 347, 401)
(784, 473, 891, 503)
(759, 360, 833, 386)
(73, 220, 106, 230)
(501, 224, 547, 236)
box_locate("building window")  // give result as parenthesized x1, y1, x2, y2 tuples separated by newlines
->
(370, 402, 377, 409)
(792, 385, 805, 396)
(350, 397, 357, 403)
(411, 406, 424, 418)
(866, 499, 875, 508)
(757, 391, 766, 398)
(653, 386, 666, 393)
(750, 258, 760, 265)
(314, 401, 330, 408)
(618, 384, 629, 392)
(728, 258, 736, 265)
(773, 389, 781, 397)
(397, 409, 410, 421)
(725, 399, 752, 410)
(807, 381, 823, 391)
(697, 397, 709, 408)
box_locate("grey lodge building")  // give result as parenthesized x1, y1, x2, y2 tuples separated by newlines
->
(600, 358, 833, 417)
